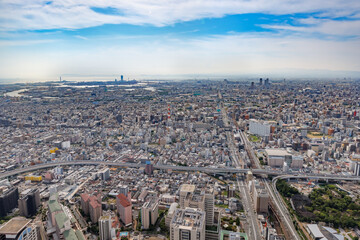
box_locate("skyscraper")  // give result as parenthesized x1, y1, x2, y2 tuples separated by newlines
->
(18, 189, 41, 217)
(141, 198, 159, 229)
(99, 215, 112, 240)
(116, 193, 132, 226)
(0, 187, 19, 217)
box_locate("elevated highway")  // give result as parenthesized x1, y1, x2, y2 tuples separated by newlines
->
(1, 160, 360, 182)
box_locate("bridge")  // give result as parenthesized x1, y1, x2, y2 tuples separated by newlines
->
(1, 160, 360, 183)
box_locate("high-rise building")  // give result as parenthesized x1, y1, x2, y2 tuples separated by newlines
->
(204, 191, 214, 226)
(179, 184, 195, 208)
(259, 78, 263, 85)
(254, 187, 269, 213)
(121, 75, 124, 81)
(166, 203, 179, 227)
(119, 185, 131, 202)
(99, 215, 112, 240)
(179, 184, 214, 226)
(80, 192, 102, 223)
(18, 189, 41, 217)
(353, 161, 360, 176)
(227, 185, 235, 198)
(99, 168, 110, 181)
(264, 78, 270, 86)
(89, 198, 102, 223)
(141, 198, 159, 229)
(0, 187, 19, 217)
(145, 161, 154, 175)
(116, 193, 132, 226)
(170, 208, 205, 240)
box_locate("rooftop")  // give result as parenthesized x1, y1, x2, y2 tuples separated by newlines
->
(0, 217, 31, 235)
(265, 148, 290, 156)
(180, 184, 196, 193)
(117, 193, 131, 207)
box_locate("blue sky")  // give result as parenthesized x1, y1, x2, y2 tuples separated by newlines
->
(0, 0, 360, 82)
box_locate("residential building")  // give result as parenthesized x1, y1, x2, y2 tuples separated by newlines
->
(141, 198, 159, 229)
(116, 193, 132, 226)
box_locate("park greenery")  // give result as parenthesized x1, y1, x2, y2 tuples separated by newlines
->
(249, 134, 260, 142)
(276, 180, 360, 228)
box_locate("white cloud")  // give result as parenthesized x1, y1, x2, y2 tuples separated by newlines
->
(0, 0, 360, 31)
(262, 19, 360, 37)
(1, 33, 359, 79)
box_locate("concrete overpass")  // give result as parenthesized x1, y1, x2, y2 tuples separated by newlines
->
(1, 160, 360, 182)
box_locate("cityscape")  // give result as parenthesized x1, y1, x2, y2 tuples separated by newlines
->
(0, 79, 360, 240)
(1, 1, 360, 240)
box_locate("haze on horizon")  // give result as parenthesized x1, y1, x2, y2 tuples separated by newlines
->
(1, 0, 360, 82)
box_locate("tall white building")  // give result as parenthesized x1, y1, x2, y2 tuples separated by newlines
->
(141, 198, 159, 229)
(353, 161, 360, 176)
(99, 215, 112, 240)
(99, 168, 110, 181)
(170, 208, 205, 240)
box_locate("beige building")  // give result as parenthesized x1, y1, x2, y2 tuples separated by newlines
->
(170, 208, 205, 240)
(179, 184, 214, 226)
(253, 184, 269, 214)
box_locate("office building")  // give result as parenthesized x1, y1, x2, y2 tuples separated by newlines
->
(99, 168, 110, 181)
(18, 189, 41, 217)
(0, 187, 19, 217)
(99, 215, 112, 240)
(254, 187, 269, 214)
(170, 208, 205, 240)
(179, 184, 214, 226)
(141, 198, 159, 229)
(116, 193, 132, 226)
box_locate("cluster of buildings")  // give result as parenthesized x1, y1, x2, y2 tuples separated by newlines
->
(0, 79, 360, 239)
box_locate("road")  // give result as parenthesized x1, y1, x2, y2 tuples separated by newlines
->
(220, 100, 262, 240)
(239, 130, 301, 240)
(2, 159, 360, 183)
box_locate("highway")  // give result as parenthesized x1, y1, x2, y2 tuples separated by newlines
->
(239, 130, 301, 240)
(1, 159, 360, 182)
(220, 99, 262, 240)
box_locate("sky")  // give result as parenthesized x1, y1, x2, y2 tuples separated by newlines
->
(0, 0, 360, 82)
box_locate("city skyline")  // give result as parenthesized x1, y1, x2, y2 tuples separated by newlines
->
(1, 0, 360, 82)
